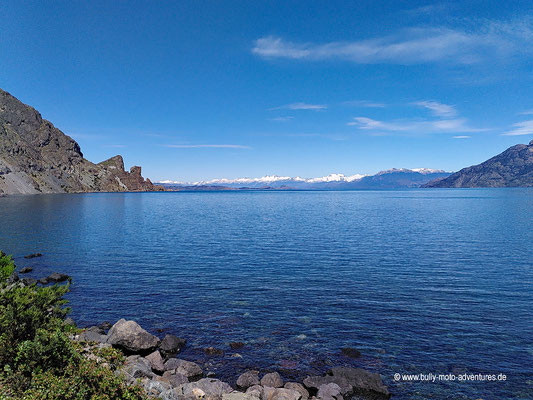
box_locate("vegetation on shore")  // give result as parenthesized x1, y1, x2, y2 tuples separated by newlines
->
(0, 251, 149, 399)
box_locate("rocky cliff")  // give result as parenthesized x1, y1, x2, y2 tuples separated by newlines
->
(424, 141, 533, 188)
(0, 88, 163, 194)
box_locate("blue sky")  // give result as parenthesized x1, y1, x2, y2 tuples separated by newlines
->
(1, 1, 533, 181)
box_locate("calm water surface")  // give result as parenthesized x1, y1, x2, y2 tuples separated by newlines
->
(0, 190, 532, 399)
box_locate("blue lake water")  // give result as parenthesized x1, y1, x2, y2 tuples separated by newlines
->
(0, 190, 532, 399)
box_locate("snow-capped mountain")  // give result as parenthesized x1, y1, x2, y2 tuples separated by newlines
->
(159, 169, 451, 190)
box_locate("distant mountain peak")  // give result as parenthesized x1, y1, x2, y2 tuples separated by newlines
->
(424, 141, 532, 188)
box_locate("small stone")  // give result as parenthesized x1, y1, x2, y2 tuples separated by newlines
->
(19, 267, 33, 273)
(229, 342, 245, 350)
(204, 347, 224, 356)
(24, 253, 42, 259)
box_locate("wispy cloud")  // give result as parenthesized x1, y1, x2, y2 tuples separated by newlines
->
(102, 144, 127, 148)
(414, 101, 457, 117)
(453, 135, 472, 139)
(502, 120, 533, 136)
(519, 109, 533, 115)
(252, 19, 533, 65)
(348, 117, 487, 134)
(270, 102, 327, 111)
(165, 144, 251, 149)
(269, 116, 294, 122)
(342, 100, 386, 108)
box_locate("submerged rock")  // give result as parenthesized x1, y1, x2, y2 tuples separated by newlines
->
(47, 272, 70, 283)
(24, 253, 42, 259)
(229, 342, 245, 350)
(19, 267, 33, 273)
(107, 319, 160, 354)
(341, 347, 361, 359)
(261, 372, 284, 388)
(204, 347, 225, 356)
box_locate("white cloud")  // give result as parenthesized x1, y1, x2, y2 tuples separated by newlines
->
(414, 101, 457, 117)
(252, 19, 533, 65)
(453, 135, 472, 139)
(519, 109, 533, 115)
(502, 120, 533, 136)
(348, 116, 487, 134)
(269, 116, 294, 122)
(270, 102, 327, 111)
(342, 100, 386, 108)
(165, 144, 251, 149)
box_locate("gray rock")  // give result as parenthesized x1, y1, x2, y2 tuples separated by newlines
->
(121, 355, 154, 382)
(204, 347, 224, 356)
(146, 350, 165, 373)
(160, 334, 187, 359)
(284, 383, 309, 400)
(236, 370, 260, 389)
(98, 321, 113, 332)
(262, 387, 301, 400)
(303, 376, 352, 396)
(162, 370, 189, 387)
(245, 385, 263, 398)
(38, 277, 49, 285)
(143, 379, 172, 396)
(180, 378, 233, 400)
(24, 253, 42, 259)
(78, 330, 108, 344)
(261, 372, 283, 388)
(47, 273, 70, 283)
(163, 358, 203, 378)
(21, 277, 37, 286)
(107, 318, 160, 354)
(316, 384, 342, 400)
(160, 388, 184, 400)
(64, 317, 76, 327)
(6, 272, 19, 284)
(223, 391, 260, 400)
(328, 367, 390, 399)
(19, 267, 33, 273)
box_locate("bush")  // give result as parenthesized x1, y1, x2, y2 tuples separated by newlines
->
(0, 251, 149, 399)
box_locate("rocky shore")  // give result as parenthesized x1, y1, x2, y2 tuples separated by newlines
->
(5, 255, 391, 400)
(72, 318, 391, 400)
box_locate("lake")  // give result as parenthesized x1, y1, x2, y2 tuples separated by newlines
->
(0, 190, 532, 399)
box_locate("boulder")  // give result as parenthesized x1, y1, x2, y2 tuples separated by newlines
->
(284, 383, 309, 400)
(78, 330, 108, 344)
(143, 378, 172, 396)
(223, 391, 261, 400)
(340, 347, 361, 359)
(204, 347, 224, 356)
(316, 383, 342, 400)
(303, 376, 352, 396)
(163, 358, 203, 378)
(236, 370, 260, 389)
(38, 277, 49, 285)
(107, 319, 160, 354)
(121, 355, 154, 382)
(24, 253, 42, 259)
(47, 272, 70, 283)
(328, 367, 390, 399)
(262, 387, 302, 400)
(180, 378, 233, 400)
(245, 385, 263, 398)
(19, 267, 33, 273)
(261, 372, 283, 388)
(162, 370, 189, 387)
(160, 334, 187, 358)
(146, 350, 165, 373)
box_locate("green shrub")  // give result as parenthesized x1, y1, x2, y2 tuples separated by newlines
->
(0, 251, 150, 399)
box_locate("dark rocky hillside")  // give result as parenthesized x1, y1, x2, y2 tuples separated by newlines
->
(424, 141, 533, 188)
(0, 88, 163, 194)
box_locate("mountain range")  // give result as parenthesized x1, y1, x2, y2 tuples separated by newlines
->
(0, 88, 162, 195)
(159, 169, 451, 190)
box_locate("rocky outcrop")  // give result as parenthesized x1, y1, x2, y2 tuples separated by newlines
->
(106, 319, 161, 354)
(0, 88, 164, 194)
(424, 141, 533, 188)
